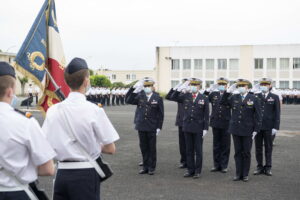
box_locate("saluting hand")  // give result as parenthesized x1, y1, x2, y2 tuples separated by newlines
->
(156, 129, 161, 136)
(227, 83, 237, 93)
(252, 132, 257, 140)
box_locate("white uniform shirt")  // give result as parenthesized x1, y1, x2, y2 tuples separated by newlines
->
(34, 86, 40, 94)
(0, 102, 56, 187)
(42, 92, 120, 161)
(27, 87, 33, 94)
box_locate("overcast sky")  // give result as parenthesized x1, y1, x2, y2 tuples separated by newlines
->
(1, 0, 300, 70)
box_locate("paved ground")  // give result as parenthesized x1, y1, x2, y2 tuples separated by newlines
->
(31, 101, 300, 200)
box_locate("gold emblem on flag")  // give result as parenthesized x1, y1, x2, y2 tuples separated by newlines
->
(27, 51, 45, 71)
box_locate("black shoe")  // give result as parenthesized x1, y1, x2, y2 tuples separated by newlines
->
(139, 169, 148, 174)
(193, 173, 200, 179)
(265, 169, 272, 176)
(184, 172, 194, 177)
(210, 167, 220, 172)
(233, 176, 241, 181)
(138, 162, 143, 166)
(179, 163, 187, 169)
(148, 170, 155, 175)
(253, 169, 264, 175)
(221, 168, 228, 173)
(242, 176, 249, 182)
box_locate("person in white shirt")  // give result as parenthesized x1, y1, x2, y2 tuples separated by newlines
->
(42, 58, 119, 200)
(0, 61, 56, 199)
(34, 85, 40, 104)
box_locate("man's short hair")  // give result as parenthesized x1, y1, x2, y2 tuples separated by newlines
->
(0, 75, 16, 99)
(64, 69, 89, 90)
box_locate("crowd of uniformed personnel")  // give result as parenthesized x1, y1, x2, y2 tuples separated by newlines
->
(0, 58, 288, 200)
(86, 87, 129, 106)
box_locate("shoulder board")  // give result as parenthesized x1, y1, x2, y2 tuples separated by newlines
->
(14, 108, 32, 118)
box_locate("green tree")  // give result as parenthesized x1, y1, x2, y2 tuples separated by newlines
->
(89, 69, 94, 76)
(90, 75, 112, 87)
(111, 82, 125, 88)
(18, 76, 29, 96)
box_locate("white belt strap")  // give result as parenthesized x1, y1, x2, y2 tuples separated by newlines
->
(58, 162, 93, 169)
(0, 186, 23, 192)
(59, 107, 106, 178)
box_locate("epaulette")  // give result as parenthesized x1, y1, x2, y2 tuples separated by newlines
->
(14, 108, 32, 118)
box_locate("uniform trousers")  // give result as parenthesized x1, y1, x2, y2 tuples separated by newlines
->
(138, 131, 157, 171)
(0, 191, 29, 200)
(54, 168, 101, 200)
(178, 126, 186, 165)
(212, 127, 231, 170)
(255, 130, 273, 170)
(184, 131, 203, 174)
(232, 135, 253, 178)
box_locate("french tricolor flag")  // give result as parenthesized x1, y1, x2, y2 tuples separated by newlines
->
(15, 0, 70, 112)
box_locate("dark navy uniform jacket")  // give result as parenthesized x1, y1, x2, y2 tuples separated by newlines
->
(255, 92, 280, 130)
(126, 87, 164, 132)
(220, 92, 262, 136)
(171, 91, 209, 134)
(166, 88, 184, 127)
(204, 91, 231, 129)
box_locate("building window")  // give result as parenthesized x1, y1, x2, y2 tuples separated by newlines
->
(171, 59, 180, 70)
(194, 59, 202, 70)
(126, 74, 131, 80)
(293, 81, 300, 89)
(132, 74, 136, 80)
(279, 81, 289, 89)
(229, 81, 235, 86)
(267, 58, 276, 70)
(280, 58, 289, 70)
(183, 59, 191, 70)
(253, 80, 259, 86)
(229, 59, 239, 70)
(293, 58, 300, 69)
(218, 59, 227, 70)
(254, 58, 263, 69)
(171, 80, 180, 88)
(112, 74, 116, 80)
(206, 59, 214, 70)
(205, 80, 214, 88)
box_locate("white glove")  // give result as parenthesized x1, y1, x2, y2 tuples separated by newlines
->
(252, 131, 257, 140)
(177, 80, 190, 92)
(173, 83, 182, 90)
(251, 83, 261, 94)
(156, 128, 161, 136)
(227, 83, 237, 93)
(133, 80, 144, 89)
(272, 129, 277, 136)
(133, 85, 143, 93)
(209, 84, 219, 92)
(202, 130, 208, 138)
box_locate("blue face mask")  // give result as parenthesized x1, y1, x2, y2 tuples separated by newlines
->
(10, 95, 19, 108)
(218, 85, 225, 91)
(238, 87, 246, 94)
(260, 86, 269, 93)
(190, 86, 198, 93)
(144, 87, 152, 94)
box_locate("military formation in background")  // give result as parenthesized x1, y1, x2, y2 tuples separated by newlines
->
(167, 76, 281, 182)
(85, 87, 129, 106)
(276, 89, 300, 105)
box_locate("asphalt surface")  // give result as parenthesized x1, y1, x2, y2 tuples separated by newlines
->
(31, 101, 300, 200)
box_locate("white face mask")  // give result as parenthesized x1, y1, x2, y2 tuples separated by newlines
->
(218, 85, 226, 91)
(10, 95, 19, 108)
(144, 87, 152, 94)
(238, 87, 247, 94)
(260, 86, 269, 93)
(190, 86, 198, 93)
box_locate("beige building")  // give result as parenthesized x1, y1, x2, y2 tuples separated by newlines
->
(155, 44, 300, 93)
(95, 69, 154, 85)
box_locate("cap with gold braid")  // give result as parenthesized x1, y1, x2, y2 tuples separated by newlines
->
(143, 77, 155, 86)
(189, 78, 202, 85)
(217, 77, 229, 85)
(259, 78, 272, 85)
(236, 78, 251, 86)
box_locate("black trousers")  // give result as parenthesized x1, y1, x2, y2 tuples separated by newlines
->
(54, 168, 101, 200)
(116, 96, 120, 105)
(232, 135, 253, 178)
(106, 95, 110, 106)
(112, 95, 115, 105)
(185, 131, 203, 174)
(212, 128, 231, 170)
(0, 191, 29, 200)
(138, 131, 157, 171)
(178, 126, 186, 165)
(255, 130, 273, 170)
